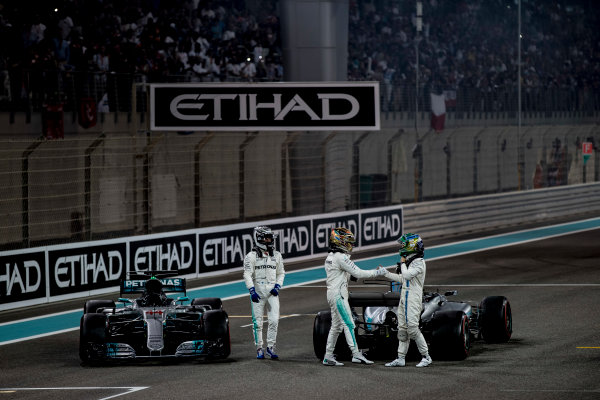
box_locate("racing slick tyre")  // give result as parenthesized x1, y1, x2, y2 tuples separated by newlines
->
(79, 313, 107, 363)
(202, 309, 230, 358)
(83, 299, 115, 314)
(430, 310, 470, 360)
(479, 296, 512, 343)
(312, 311, 352, 361)
(191, 297, 223, 310)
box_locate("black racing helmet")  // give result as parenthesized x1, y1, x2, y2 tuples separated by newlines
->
(145, 276, 163, 294)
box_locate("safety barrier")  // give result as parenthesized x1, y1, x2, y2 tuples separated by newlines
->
(402, 182, 600, 239)
(2, 184, 599, 310)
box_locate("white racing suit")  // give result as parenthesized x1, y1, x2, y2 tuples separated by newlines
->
(243, 248, 285, 349)
(324, 251, 377, 357)
(384, 255, 429, 358)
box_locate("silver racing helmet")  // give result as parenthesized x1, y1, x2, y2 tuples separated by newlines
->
(253, 226, 277, 253)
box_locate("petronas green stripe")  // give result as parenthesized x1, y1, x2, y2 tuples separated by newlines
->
(336, 297, 357, 348)
(250, 300, 259, 345)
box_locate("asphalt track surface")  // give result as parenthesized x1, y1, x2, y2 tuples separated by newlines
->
(1, 227, 600, 399)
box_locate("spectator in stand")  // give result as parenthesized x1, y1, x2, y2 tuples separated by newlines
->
(347, 0, 599, 113)
(1, 0, 598, 114)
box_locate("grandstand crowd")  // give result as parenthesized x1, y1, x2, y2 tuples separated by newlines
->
(0, 0, 598, 112)
(348, 0, 600, 112)
(0, 0, 282, 80)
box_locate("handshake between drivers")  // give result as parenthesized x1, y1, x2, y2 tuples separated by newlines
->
(375, 265, 388, 276)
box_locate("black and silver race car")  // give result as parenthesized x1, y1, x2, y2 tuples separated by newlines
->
(313, 283, 512, 361)
(79, 273, 230, 364)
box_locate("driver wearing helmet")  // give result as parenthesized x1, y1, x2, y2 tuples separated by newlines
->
(380, 233, 432, 368)
(322, 227, 386, 366)
(243, 226, 285, 360)
(139, 277, 173, 307)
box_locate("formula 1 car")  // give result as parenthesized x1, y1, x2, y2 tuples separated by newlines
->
(313, 283, 512, 361)
(79, 273, 230, 364)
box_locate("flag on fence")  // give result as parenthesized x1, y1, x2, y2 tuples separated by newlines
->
(78, 97, 97, 129)
(42, 103, 64, 139)
(430, 93, 446, 132)
(443, 89, 457, 108)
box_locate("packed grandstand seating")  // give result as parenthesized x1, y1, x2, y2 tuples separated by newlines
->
(348, 0, 600, 112)
(0, 0, 598, 112)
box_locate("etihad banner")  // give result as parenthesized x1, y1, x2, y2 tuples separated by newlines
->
(48, 243, 126, 297)
(150, 82, 380, 131)
(0, 205, 401, 309)
(0, 250, 46, 303)
(129, 234, 196, 276)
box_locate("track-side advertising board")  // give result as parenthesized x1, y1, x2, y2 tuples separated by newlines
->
(0, 205, 401, 310)
(150, 82, 380, 131)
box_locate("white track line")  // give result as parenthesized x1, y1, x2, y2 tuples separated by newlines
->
(0, 387, 148, 400)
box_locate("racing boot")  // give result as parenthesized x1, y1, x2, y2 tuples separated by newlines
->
(351, 352, 374, 365)
(385, 357, 406, 367)
(322, 354, 344, 366)
(256, 348, 265, 359)
(266, 347, 279, 360)
(416, 354, 432, 368)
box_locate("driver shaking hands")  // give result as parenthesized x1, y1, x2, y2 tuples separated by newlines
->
(322, 227, 386, 366)
(378, 233, 432, 368)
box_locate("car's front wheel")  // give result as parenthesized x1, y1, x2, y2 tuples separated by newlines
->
(203, 309, 230, 358)
(79, 313, 107, 363)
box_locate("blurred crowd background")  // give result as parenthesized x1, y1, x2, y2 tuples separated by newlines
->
(0, 0, 598, 112)
(348, 0, 600, 112)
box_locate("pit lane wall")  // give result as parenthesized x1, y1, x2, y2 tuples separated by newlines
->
(0, 205, 402, 311)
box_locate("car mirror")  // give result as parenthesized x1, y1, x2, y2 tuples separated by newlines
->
(176, 296, 189, 304)
(118, 297, 132, 304)
(444, 290, 458, 297)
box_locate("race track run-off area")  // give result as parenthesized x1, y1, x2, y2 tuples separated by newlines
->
(1, 219, 600, 400)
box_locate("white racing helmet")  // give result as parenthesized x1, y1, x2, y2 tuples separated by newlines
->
(253, 226, 277, 253)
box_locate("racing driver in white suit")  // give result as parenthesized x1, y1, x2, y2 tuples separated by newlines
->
(243, 226, 285, 359)
(322, 227, 385, 366)
(380, 233, 432, 368)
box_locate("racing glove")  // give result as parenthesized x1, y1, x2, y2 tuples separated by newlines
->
(249, 287, 261, 303)
(270, 284, 281, 296)
(374, 267, 387, 276)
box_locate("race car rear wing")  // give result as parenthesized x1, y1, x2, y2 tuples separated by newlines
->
(120, 277, 187, 296)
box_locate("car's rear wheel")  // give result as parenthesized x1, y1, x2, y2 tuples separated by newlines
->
(313, 311, 331, 360)
(313, 310, 352, 361)
(479, 296, 512, 343)
(191, 297, 223, 310)
(83, 299, 115, 314)
(430, 310, 470, 360)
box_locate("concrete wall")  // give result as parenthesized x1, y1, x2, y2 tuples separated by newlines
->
(1, 110, 598, 249)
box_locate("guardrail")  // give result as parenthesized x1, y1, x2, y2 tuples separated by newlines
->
(402, 182, 600, 239)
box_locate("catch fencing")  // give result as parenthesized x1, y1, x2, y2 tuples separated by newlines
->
(1, 111, 599, 251)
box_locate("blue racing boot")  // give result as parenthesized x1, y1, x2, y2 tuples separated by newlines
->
(266, 347, 279, 359)
(256, 348, 265, 359)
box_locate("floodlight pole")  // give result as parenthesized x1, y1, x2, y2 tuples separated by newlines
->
(414, 1, 423, 202)
(415, 1, 422, 140)
(517, 0, 523, 190)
